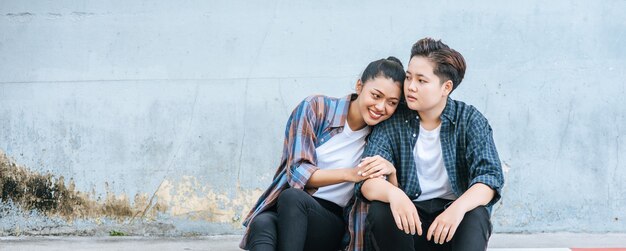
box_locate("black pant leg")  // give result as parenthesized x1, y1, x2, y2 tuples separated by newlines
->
(412, 199, 447, 251)
(276, 188, 345, 251)
(247, 211, 278, 251)
(413, 199, 490, 251)
(365, 198, 491, 251)
(411, 211, 440, 251)
(365, 201, 415, 251)
(300, 200, 345, 251)
(449, 206, 492, 251)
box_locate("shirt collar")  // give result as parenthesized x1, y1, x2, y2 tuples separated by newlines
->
(440, 97, 457, 123)
(330, 94, 357, 128)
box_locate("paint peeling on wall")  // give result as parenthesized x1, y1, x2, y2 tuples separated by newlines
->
(155, 176, 263, 227)
(0, 150, 165, 222)
(0, 149, 262, 232)
(0, 150, 510, 231)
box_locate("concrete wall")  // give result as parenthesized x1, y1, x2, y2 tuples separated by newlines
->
(1, 0, 625, 235)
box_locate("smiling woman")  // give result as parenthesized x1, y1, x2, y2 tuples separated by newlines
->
(239, 57, 405, 251)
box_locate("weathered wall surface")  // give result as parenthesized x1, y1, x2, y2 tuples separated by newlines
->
(1, 0, 625, 235)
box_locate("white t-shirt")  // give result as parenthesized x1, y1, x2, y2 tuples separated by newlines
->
(413, 124, 457, 202)
(312, 121, 371, 207)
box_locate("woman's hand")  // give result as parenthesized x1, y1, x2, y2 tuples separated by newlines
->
(357, 155, 396, 179)
(343, 167, 370, 183)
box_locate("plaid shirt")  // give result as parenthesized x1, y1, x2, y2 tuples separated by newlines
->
(240, 94, 357, 249)
(349, 98, 505, 251)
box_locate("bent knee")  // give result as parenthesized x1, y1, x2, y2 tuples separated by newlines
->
(463, 207, 490, 224)
(278, 188, 307, 205)
(458, 206, 492, 234)
(368, 201, 391, 215)
(367, 201, 394, 226)
(249, 212, 277, 230)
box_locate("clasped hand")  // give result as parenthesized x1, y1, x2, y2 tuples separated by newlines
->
(357, 155, 395, 178)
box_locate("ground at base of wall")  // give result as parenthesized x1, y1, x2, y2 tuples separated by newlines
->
(1, 233, 626, 251)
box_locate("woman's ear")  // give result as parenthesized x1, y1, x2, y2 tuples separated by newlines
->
(442, 80, 453, 96)
(355, 79, 364, 95)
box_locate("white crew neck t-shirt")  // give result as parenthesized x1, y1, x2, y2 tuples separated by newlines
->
(312, 121, 371, 207)
(413, 124, 457, 202)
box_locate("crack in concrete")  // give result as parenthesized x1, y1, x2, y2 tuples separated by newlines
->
(131, 84, 201, 223)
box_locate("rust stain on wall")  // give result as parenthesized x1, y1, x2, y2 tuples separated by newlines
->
(0, 151, 165, 221)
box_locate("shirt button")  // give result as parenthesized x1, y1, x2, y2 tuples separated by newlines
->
(405, 120, 408, 123)
(412, 133, 416, 137)
(415, 193, 419, 196)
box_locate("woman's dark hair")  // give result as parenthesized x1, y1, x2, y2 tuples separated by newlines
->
(360, 56, 405, 86)
(410, 37, 466, 92)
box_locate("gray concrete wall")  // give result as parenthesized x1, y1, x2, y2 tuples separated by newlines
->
(1, 0, 625, 235)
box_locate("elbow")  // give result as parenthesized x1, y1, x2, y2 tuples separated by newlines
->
(360, 179, 379, 201)
(286, 174, 306, 189)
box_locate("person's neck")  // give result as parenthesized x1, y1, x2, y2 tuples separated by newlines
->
(347, 100, 367, 131)
(418, 99, 447, 130)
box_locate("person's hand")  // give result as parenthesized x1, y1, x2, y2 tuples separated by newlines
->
(344, 166, 370, 183)
(427, 204, 465, 244)
(358, 155, 396, 179)
(388, 189, 422, 236)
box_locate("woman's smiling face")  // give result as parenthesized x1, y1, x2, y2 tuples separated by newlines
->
(355, 77, 402, 126)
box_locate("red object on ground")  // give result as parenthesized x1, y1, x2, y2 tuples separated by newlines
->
(571, 249, 626, 251)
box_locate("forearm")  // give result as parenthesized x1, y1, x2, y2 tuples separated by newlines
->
(305, 168, 351, 188)
(361, 178, 401, 202)
(387, 173, 398, 186)
(448, 183, 495, 213)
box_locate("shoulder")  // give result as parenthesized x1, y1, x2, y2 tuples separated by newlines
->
(302, 94, 328, 103)
(291, 95, 347, 125)
(293, 95, 326, 114)
(373, 104, 411, 132)
(300, 95, 323, 108)
(450, 99, 489, 125)
(448, 99, 492, 138)
(300, 95, 341, 111)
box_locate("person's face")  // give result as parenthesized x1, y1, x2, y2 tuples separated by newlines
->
(355, 77, 402, 126)
(404, 56, 452, 113)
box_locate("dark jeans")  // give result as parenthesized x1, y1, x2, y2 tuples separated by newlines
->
(246, 188, 345, 251)
(366, 199, 492, 251)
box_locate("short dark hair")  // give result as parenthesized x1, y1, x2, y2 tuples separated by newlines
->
(410, 38, 466, 92)
(360, 56, 405, 87)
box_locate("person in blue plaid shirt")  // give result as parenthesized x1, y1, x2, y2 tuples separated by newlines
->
(354, 38, 505, 251)
(241, 57, 407, 251)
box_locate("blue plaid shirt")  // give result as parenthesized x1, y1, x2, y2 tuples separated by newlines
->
(347, 98, 504, 250)
(355, 98, 504, 205)
(356, 97, 504, 208)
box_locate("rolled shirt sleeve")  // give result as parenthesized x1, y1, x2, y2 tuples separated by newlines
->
(284, 98, 320, 189)
(465, 113, 505, 207)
